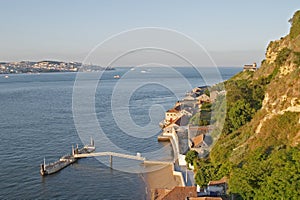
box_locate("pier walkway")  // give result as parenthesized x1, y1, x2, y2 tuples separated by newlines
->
(74, 151, 146, 161)
(73, 151, 175, 168)
(143, 160, 173, 165)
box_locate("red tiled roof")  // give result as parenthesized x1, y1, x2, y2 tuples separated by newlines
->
(167, 108, 180, 113)
(192, 134, 204, 147)
(160, 186, 197, 200)
(189, 197, 223, 200)
(188, 126, 212, 137)
(152, 188, 171, 200)
(208, 177, 227, 186)
(164, 123, 179, 129)
(174, 105, 182, 111)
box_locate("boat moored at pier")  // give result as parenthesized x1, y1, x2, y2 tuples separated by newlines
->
(40, 155, 76, 176)
(76, 138, 96, 154)
(40, 138, 95, 176)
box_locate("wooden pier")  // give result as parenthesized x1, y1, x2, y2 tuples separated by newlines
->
(41, 138, 172, 175)
(73, 151, 146, 168)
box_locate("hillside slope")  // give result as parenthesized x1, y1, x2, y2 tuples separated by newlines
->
(195, 11, 300, 199)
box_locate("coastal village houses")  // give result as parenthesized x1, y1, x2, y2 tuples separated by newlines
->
(191, 134, 206, 148)
(156, 86, 228, 200)
(159, 87, 215, 165)
(205, 177, 228, 196)
(153, 185, 225, 200)
(188, 125, 213, 157)
(152, 186, 197, 200)
(197, 94, 211, 105)
(165, 108, 181, 124)
(243, 62, 257, 72)
(161, 102, 193, 128)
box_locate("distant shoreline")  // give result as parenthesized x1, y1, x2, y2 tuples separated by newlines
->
(0, 60, 114, 74)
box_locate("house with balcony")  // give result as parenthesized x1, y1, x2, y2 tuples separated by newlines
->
(243, 62, 257, 71)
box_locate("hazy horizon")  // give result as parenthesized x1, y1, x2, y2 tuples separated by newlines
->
(1, 0, 299, 66)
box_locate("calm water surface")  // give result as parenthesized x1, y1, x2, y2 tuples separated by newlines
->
(0, 67, 241, 199)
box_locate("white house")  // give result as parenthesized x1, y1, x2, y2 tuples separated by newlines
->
(165, 108, 181, 124)
(243, 62, 257, 72)
(206, 177, 227, 196)
(197, 94, 211, 104)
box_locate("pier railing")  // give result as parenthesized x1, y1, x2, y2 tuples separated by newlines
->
(73, 151, 146, 161)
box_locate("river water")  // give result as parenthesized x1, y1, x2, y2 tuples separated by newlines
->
(0, 66, 240, 199)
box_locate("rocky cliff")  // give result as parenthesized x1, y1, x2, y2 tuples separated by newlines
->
(195, 10, 300, 199)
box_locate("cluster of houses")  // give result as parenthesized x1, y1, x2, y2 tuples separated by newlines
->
(0, 60, 114, 74)
(159, 86, 217, 129)
(152, 178, 228, 200)
(158, 86, 223, 165)
(154, 86, 227, 200)
(0, 61, 80, 73)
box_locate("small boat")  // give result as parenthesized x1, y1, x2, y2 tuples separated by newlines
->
(76, 138, 96, 154)
(4, 75, 9, 78)
(40, 138, 95, 176)
(113, 75, 120, 79)
(40, 155, 76, 176)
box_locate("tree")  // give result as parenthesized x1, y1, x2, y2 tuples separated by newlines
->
(227, 99, 255, 132)
(229, 147, 300, 199)
(204, 88, 210, 97)
(275, 47, 292, 66)
(255, 148, 300, 199)
(229, 149, 271, 199)
(290, 10, 300, 39)
(185, 150, 198, 166)
(195, 165, 212, 187)
(195, 160, 220, 188)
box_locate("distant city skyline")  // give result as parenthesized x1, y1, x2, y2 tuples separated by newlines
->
(0, 0, 299, 66)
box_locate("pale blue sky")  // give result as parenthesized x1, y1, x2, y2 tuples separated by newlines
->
(0, 0, 299, 66)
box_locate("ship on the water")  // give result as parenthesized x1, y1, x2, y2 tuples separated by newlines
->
(40, 138, 95, 176)
(40, 155, 76, 176)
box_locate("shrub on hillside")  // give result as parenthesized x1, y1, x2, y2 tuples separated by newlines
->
(275, 47, 292, 66)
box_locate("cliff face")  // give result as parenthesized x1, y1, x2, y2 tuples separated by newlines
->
(204, 11, 300, 199)
(233, 10, 300, 149)
(255, 11, 300, 147)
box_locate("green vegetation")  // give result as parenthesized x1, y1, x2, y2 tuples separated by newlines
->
(274, 47, 292, 66)
(185, 150, 198, 166)
(267, 40, 280, 50)
(189, 114, 210, 126)
(230, 147, 300, 199)
(290, 10, 300, 40)
(189, 102, 212, 126)
(224, 99, 255, 134)
(293, 51, 300, 66)
(196, 112, 300, 198)
(222, 77, 267, 135)
(204, 88, 210, 97)
(192, 10, 300, 199)
(194, 160, 217, 187)
(257, 112, 300, 147)
(194, 158, 231, 188)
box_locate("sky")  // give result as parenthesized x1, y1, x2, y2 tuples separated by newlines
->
(0, 0, 299, 66)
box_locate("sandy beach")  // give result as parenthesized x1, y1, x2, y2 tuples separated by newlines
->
(143, 164, 183, 199)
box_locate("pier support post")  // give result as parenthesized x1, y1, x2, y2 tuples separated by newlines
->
(109, 155, 113, 169)
(186, 168, 188, 184)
